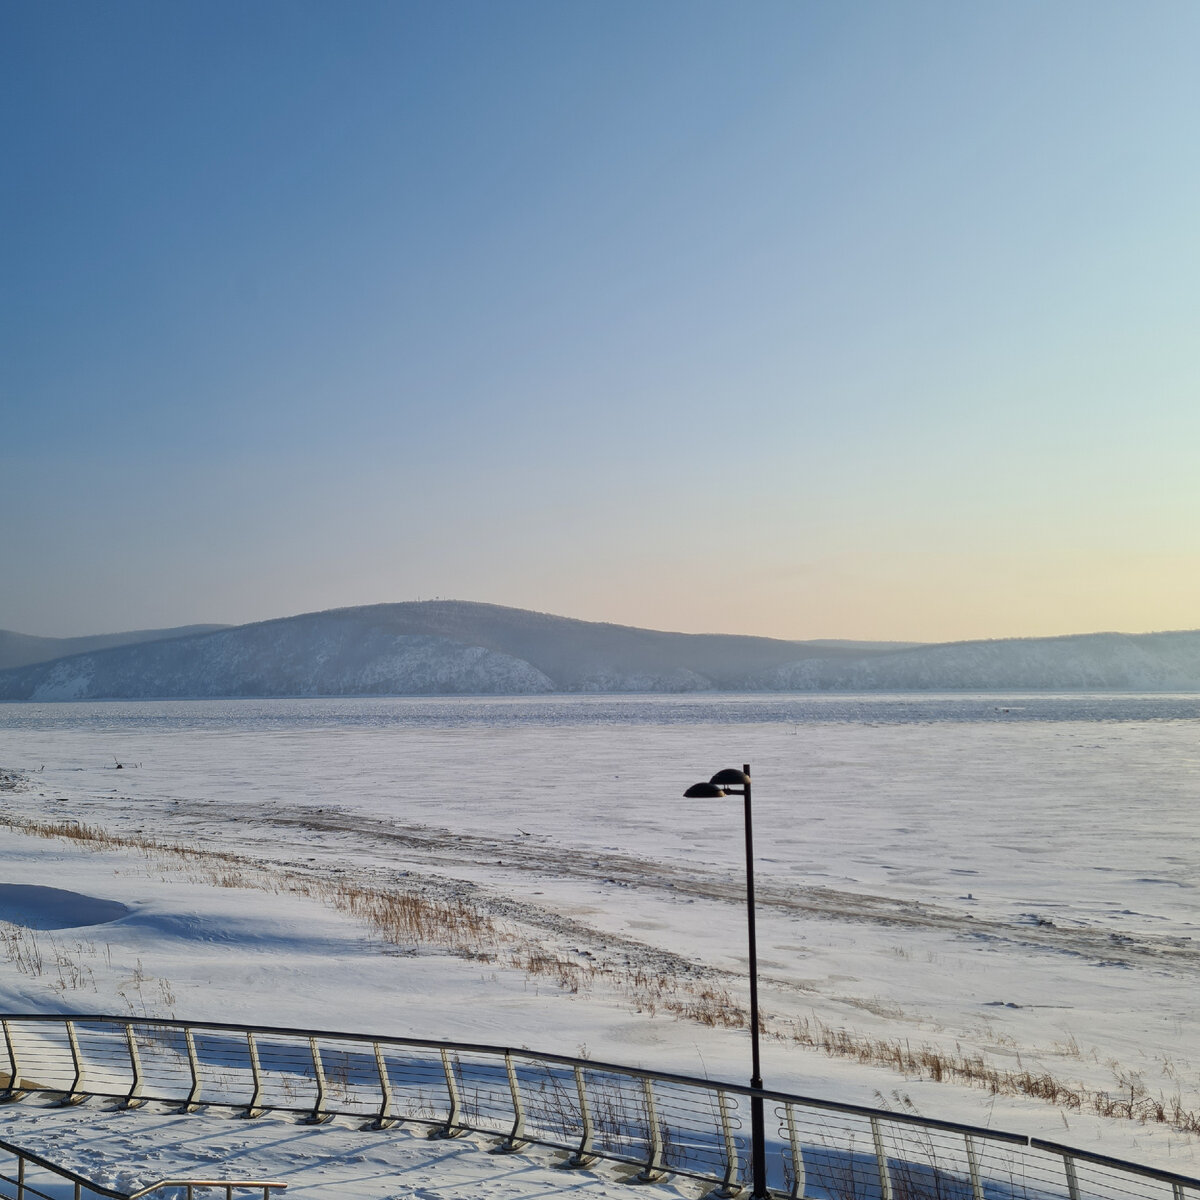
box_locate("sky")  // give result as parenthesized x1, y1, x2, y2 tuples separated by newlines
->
(3, 0, 1200, 643)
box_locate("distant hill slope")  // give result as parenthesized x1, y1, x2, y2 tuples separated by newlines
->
(0, 601, 866, 700)
(0, 625, 230, 672)
(0, 603, 1197, 699)
(758, 629, 1200, 691)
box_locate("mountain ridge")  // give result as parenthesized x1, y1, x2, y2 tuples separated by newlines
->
(0, 624, 231, 672)
(1, 601, 1198, 699)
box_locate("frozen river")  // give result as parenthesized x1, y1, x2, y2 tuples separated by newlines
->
(2, 692, 1198, 931)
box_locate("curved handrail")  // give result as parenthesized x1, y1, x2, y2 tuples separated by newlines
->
(2, 1013, 1196, 1198)
(4, 1011, 1020, 1139)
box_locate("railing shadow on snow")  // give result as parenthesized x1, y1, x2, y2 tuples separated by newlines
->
(0, 1128, 284, 1200)
(1, 1013, 1197, 1200)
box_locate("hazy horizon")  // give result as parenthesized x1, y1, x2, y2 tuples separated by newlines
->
(6, 2, 1199, 643)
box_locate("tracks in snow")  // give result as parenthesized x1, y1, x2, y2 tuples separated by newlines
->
(180, 799, 1200, 979)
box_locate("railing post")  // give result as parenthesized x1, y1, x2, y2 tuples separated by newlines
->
(637, 1076, 667, 1183)
(243, 1032, 264, 1119)
(55, 1020, 87, 1106)
(433, 1048, 466, 1138)
(304, 1037, 330, 1124)
(566, 1065, 598, 1168)
(370, 1042, 396, 1129)
(784, 1100, 806, 1200)
(871, 1116, 892, 1200)
(492, 1052, 529, 1153)
(714, 1088, 741, 1198)
(181, 1027, 202, 1112)
(965, 1134, 984, 1200)
(122, 1023, 145, 1109)
(17, 1156, 25, 1200)
(1062, 1151, 1082, 1200)
(2, 1019, 26, 1102)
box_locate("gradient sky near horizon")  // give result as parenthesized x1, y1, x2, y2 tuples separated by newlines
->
(4, 1, 1200, 643)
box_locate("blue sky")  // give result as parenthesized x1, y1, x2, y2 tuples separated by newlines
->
(4, 1, 1199, 640)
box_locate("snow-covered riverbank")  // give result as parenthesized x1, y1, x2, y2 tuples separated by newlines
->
(2, 695, 1199, 1191)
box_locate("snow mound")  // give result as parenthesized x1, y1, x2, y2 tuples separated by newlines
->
(0, 883, 131, 929)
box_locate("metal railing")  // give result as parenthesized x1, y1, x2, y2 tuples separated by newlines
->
(0, 1130, 284, 1200)
(2, 1013, 1197, 1199)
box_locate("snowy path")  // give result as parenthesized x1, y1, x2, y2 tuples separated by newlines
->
(0, 1098, 693, 1200)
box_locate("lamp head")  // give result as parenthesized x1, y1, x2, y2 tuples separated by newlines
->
(710, 768, 751, 788)
(683, 782, 727, 799)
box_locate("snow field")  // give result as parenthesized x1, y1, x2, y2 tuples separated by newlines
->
(1, 695, 1200, 1190)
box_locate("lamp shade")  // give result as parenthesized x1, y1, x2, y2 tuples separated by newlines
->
(710, 768, 750, 787)
(683, 782, 727, 798)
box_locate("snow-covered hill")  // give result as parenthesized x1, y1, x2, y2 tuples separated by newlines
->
(759, 629, 1200, 692)
(0, 601, 849, 700)
(0, 602, 1198, 699)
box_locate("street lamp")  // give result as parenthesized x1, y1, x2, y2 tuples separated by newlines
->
(683, 762, 768, 1199)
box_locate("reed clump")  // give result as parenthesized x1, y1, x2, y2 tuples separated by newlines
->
(330, 881, 499, 956)
(777, 1013, 1200, 1134)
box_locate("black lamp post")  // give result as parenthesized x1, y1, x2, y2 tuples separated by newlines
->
(683, 762, 768, 1199)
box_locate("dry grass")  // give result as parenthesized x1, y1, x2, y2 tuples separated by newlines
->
(776, 1012, 1200, 1134)
(329, 881, 499, 957)
(0, 922, 102, 994)
(1, 814, 500, 958)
